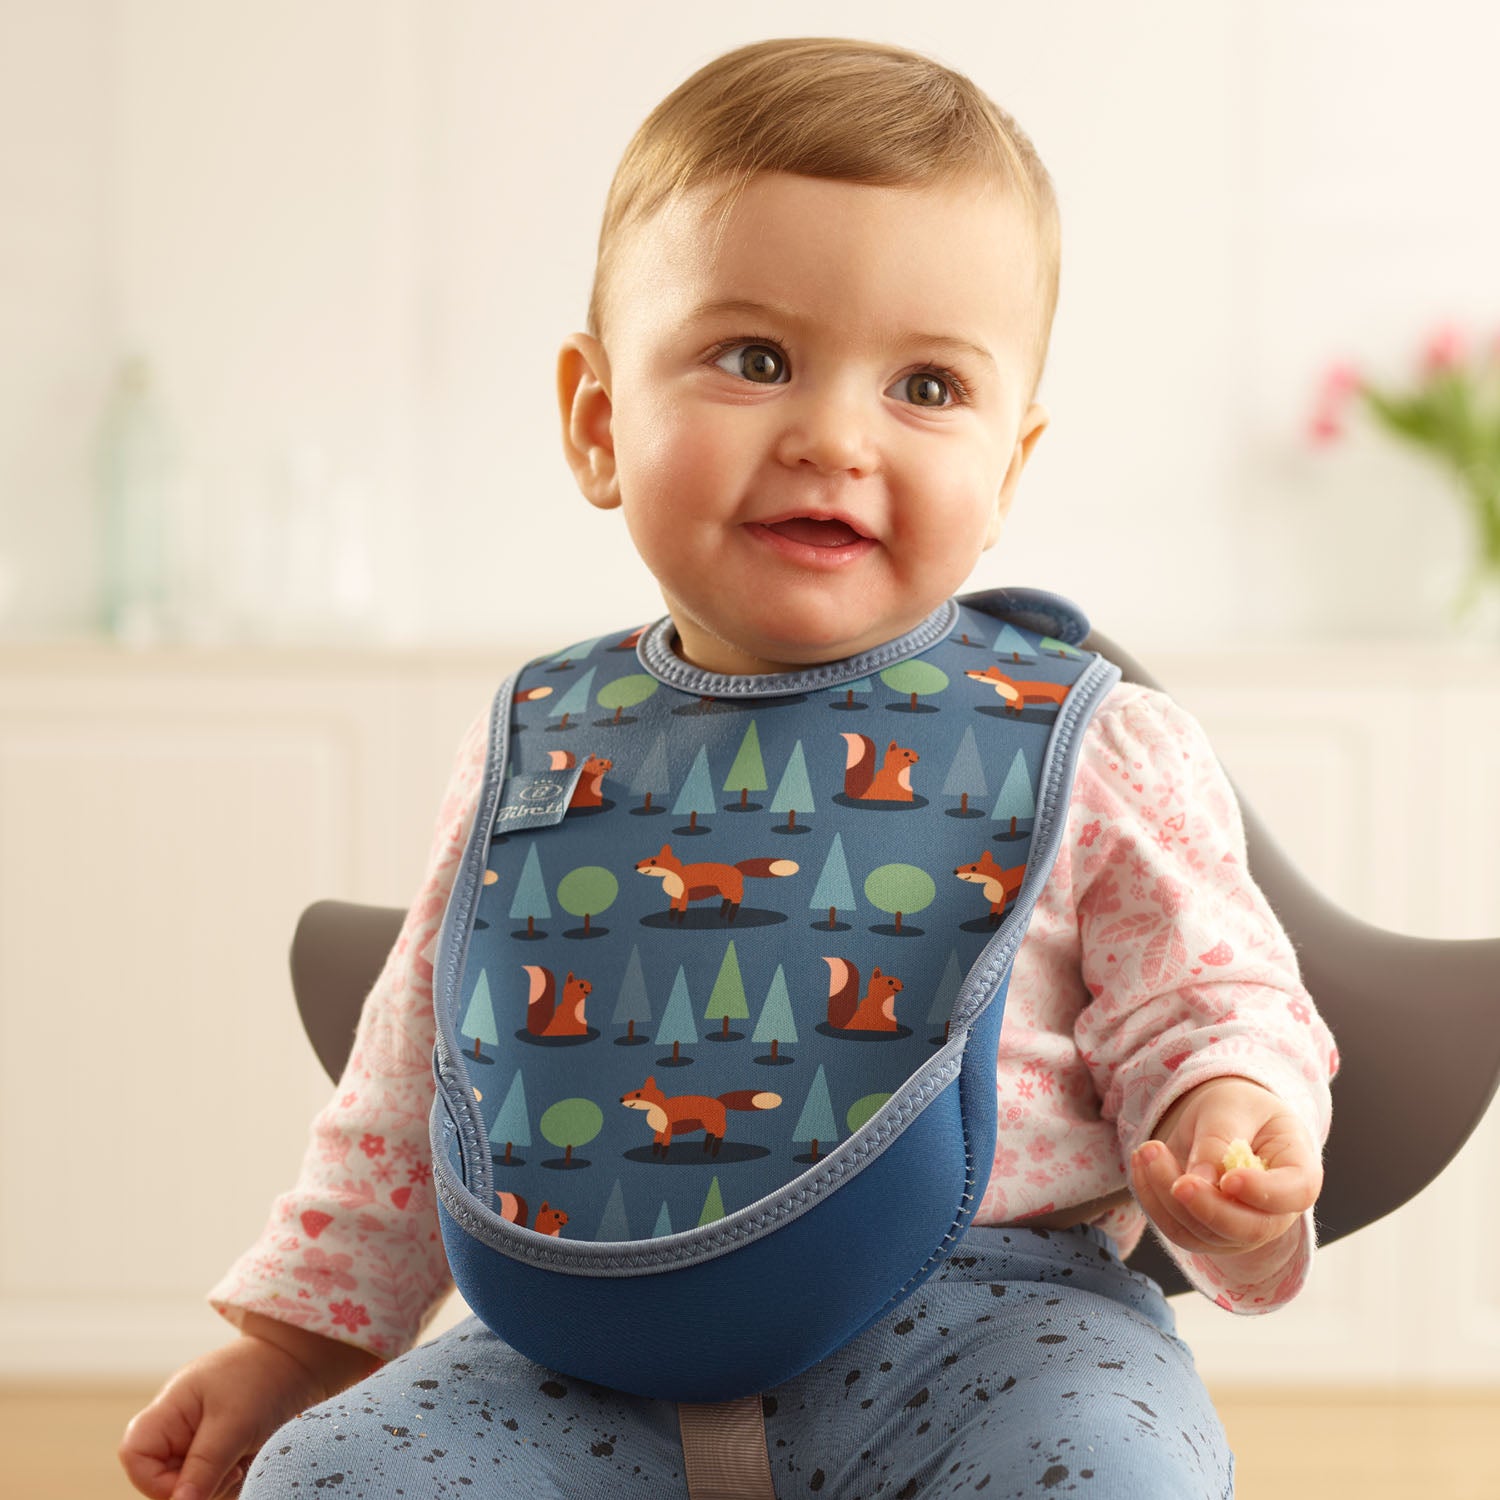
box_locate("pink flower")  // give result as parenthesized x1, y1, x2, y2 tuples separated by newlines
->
(293, 1248, 358, 1298)
(328, 1299, 372, 1335)
(1080, 820, 1102, 848)
(1306, 362, 1364, 446)
(1421, 322, 1467, 376)
(359, 1134, 386, 1158)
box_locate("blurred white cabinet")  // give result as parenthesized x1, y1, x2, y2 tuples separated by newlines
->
(2, 639, 1497, 1382)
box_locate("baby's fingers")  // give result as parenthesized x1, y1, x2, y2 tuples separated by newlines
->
(1219, 1159, 1322, 1217)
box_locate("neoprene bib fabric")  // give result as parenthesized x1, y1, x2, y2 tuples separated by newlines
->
(430, 588, 1120, 1400)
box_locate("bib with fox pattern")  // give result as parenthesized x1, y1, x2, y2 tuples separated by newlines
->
(439, 590, 1100, 1249)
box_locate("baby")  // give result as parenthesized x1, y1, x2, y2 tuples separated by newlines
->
(121, 36, 1335, 1500)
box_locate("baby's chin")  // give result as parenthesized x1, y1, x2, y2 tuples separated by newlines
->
(672, 599, 924, 676)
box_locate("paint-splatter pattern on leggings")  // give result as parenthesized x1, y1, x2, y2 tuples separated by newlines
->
(241, 1224, 1233, 1499)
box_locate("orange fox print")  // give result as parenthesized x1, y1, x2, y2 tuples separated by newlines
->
(964, 666, 1070, 713)
(635, 844, 798, 923)
(954, 849, 1026, 924)
(620, 1075, 782, 1157)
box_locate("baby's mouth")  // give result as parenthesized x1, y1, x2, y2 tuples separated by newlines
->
(760, 517, 866, 547)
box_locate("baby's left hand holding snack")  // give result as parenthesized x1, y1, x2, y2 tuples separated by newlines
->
(1130, 1075, 1323, 1260)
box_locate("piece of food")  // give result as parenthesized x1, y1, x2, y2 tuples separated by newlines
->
(1221, 1138, 1266, 1173)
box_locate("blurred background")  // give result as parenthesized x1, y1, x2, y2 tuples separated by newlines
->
(3, 3, 1498, 1495)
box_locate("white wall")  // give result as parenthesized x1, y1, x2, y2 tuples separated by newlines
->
(4, 0, 1499, 653)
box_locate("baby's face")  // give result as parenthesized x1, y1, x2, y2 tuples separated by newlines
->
(559, 172, 1049, 674)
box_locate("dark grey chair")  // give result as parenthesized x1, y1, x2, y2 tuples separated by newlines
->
(291, 628, 1500, 1297)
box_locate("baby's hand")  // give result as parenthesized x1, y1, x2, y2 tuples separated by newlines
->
(119, 1316, 379, 1499)
(1129, 1076, 1323, 1258)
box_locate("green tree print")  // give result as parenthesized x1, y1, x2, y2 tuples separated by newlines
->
(724, 722, 767, 810)
(539, 1097, 604, 1168)
(596, 673, 658, 726)
(705, 941, 749, 1040)
(881, 660, 949, 710)
(556, 865, 618, 936)
(846, 1092, 892, 1134)
(864, 863, 937, 934)
(698, 1177, 726, 1227)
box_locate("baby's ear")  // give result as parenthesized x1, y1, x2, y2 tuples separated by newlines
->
(557, 333, 620, 510)
(985, 401, 1050, 549)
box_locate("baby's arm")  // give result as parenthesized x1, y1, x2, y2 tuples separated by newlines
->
(203, 703, 490, 1357)
(1069, 683, 1339, 1312)
(121, 705, 491, 1499)
(119, 1311, 380, 1500)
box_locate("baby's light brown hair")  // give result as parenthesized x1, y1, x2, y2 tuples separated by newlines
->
(586, 36, 1062, 405)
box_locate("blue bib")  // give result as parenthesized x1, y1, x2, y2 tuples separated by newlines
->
(430, 588, 1119, 1399)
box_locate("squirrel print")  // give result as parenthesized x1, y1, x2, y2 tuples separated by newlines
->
(841, 734, 919, 801)
(522, 964, 592, 1037)
(620, 1076, 782, 1157)
(635, 844, 798, 923)
(954, 849, 1027, 924)
(823, 957, 904, 1031)
(495, 1191, 569, 1236)
(964, 666, 1070, 714)
(545, 748, 612, 808)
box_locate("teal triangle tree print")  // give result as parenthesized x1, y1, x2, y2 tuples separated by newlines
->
(751, 963, 797, 1062)
(769, 741, 815, 830)
(509, 842, 551, 937)
(927, 949, 964, 1043)
(595, 1179, 630, 1241)
(549, 667, 597, 729)
(793, 1064, 838, 1163)
(630, 731, 670, 812)
(992, 750, 1035, 835)
(942, 725, 987, 814)
(672, 745, 716, 831)
(489, 1070, 531, 1164)
(547, 636, 602, 666)
(611, 944, 651, 1042)
(461, 969, 498, 1061)
(810, 832, 856, 929)
(992, 624, 1037, 663)
(653, 1201, 673, 1238)
(655, 966, 698, 1064)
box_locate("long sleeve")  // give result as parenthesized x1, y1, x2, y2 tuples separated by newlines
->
(206, 705, 491, 1358)
(1067, 683, 1340, 1312)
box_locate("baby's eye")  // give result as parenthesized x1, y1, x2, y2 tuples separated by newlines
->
(888, 372, 957, 408)
(712, 343, 786, 384)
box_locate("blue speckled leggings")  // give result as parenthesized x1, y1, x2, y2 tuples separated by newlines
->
(242, 1224, 1233, 1498)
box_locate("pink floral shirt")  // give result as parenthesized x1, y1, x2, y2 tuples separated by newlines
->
(208, 680, 1338, 1356)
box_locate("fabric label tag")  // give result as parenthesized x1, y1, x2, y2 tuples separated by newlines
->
(492, 765, 584, 834)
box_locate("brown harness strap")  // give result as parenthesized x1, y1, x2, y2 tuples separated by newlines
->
(677, 1395, 777, 1499)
